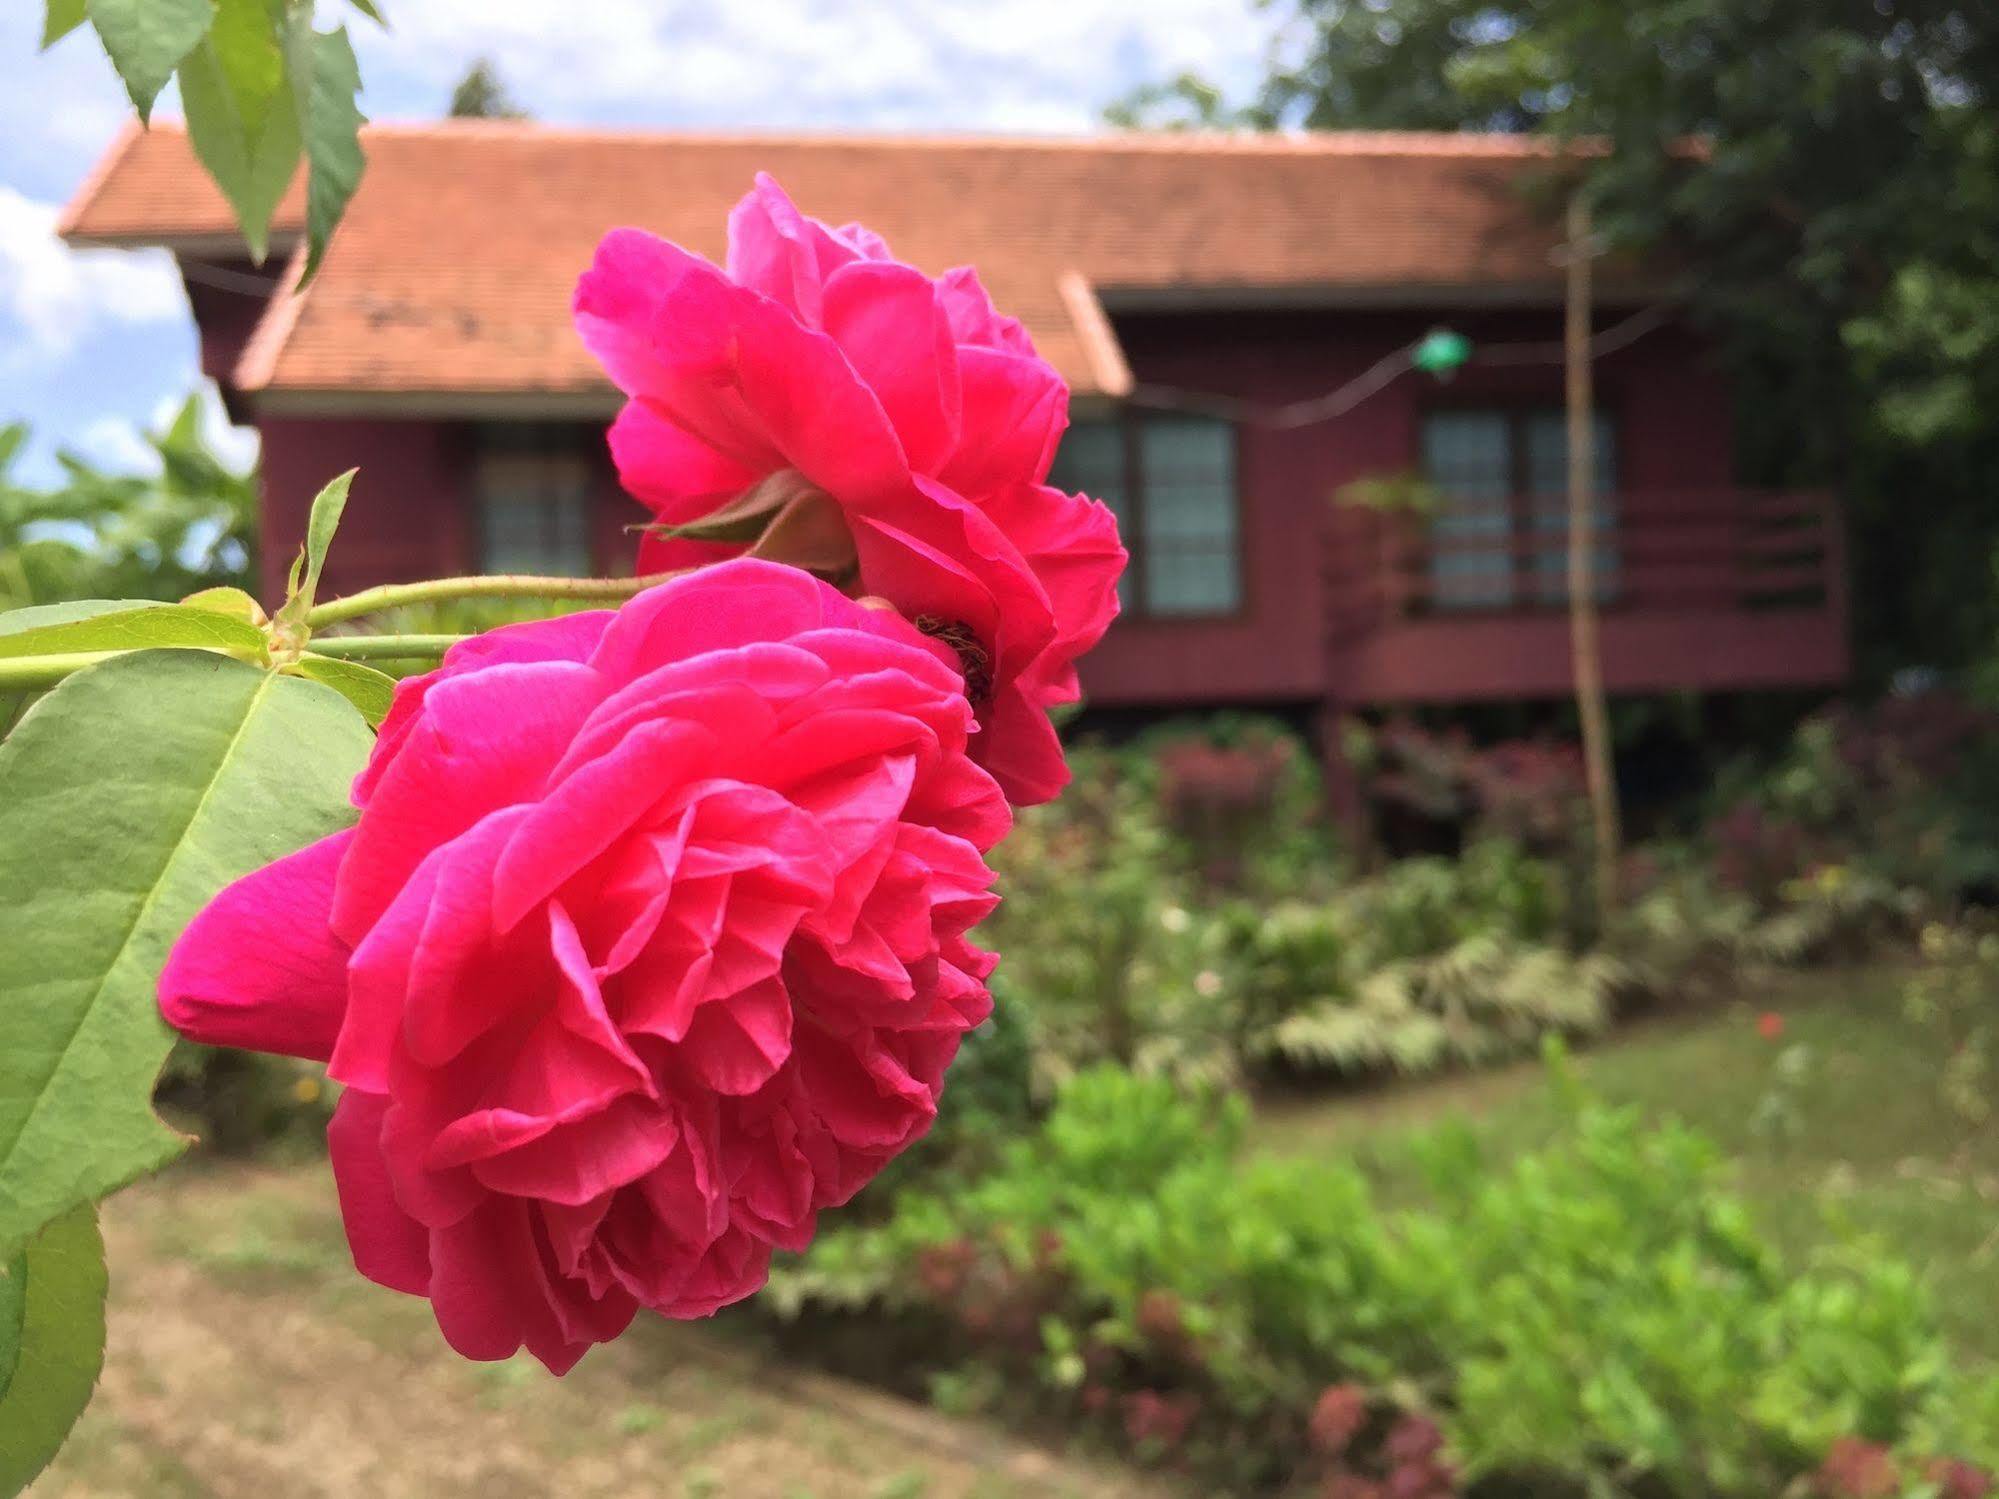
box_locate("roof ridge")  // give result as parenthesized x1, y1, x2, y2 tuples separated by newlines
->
(131, 116, 1575, 157)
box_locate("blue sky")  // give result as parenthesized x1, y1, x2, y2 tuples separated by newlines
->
(0, 1, 1276, 485)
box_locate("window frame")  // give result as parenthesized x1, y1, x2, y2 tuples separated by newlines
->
(470, 422, 600, 578)
(1053, 409, 1246, 623)
(1417, 399, 1622, 613)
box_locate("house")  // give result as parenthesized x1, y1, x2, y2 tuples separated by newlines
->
(59, 121, 1846, 727)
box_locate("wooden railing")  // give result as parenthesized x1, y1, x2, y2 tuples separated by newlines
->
(1326, 488, 1845, 638)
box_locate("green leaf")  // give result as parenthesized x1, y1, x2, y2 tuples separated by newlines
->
(178, 586, 265, 624)
(178, 0, 302, 264)
(0, 603, 267, 664)
(0, 603, 151, 739)
(0, 602, 148, 641)
(0, 651, 372, 1259)
(271, 469, 355, 644)
(292, 653, 394, 726)
(0, 1205, 106, 1493)
(347, 0, 385, 24)
(202, 0, 288, 146)
(41, 0, 88, 48)
(298, 24, 366, 283)
(87, 0, 218, 122)
(302, 468, 354, 596)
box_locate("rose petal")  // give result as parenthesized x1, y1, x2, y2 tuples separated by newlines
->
(328, 1088, 431, 1295)
(158, 829, 354, 1062)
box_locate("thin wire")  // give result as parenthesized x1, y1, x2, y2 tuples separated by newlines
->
(174, 256, 292, 295)
(1124, 304, 1672, 430)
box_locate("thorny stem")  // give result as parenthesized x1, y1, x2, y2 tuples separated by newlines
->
(307, 634, 471, 661)
(0, 649, 136, 691)
(304, 571, 684, 627)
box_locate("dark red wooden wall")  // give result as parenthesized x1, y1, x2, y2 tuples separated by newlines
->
(247, 303, 1778, 707)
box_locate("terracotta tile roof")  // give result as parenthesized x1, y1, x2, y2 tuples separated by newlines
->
(61, 121, 1624, 406)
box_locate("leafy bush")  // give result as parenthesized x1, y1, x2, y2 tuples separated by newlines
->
(1259, 933, 1623, 1077)
(1139, 714, 1336, 894)
(988, 735, 1616, 1089)
(1355, 719, 1587, 859)
(980, 745, 1225, 1089)
(1903, 920, 1999, 1127)
(776, 1063, 1999, 1496)
(1710, 691, 1999, 910)
(153, 1046, 338, 1156)
(0, 399, 255, 612)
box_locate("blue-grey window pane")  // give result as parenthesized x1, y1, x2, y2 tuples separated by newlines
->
(1524, 411, 1618, 603)
(1422, 411, 1514, 609)
(1138, 417, 1239, 615)
(1050, 419, 1135, 607)
(477, 447, 593, 576)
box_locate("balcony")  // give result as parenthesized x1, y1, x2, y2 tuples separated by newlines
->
(1324, 488, 1849, 705)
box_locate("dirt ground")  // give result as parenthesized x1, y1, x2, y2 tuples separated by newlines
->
(31, 1161, 1173, 1499)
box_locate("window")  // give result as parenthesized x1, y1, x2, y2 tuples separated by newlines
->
(1048, 414, 1240, 617)
(1420, 406, 1618, 610)
(475, 425, 594, 576)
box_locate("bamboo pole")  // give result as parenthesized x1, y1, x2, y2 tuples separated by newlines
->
(1566, 195, 1622, 929)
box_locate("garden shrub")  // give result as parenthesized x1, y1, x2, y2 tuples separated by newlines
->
(1903, 919, 1999, 1127)
(153, 1043, 338, 1156)
(980, 745, 1231, 1089)
(1355, 719, 1588, 861)
(1710, 689, 1999, 912)
(1138, 714, 1336, 895)
(987, 737, 1625, 1090)
(776, 1063, 1999, 1497)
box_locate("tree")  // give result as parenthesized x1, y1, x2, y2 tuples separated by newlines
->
(1115, 0, 1999, 683)
(448, 57, 531, 120)
(0, 396, 257, 613)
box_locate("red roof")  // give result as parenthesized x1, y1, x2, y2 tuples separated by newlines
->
(61, 121, 1617, 409)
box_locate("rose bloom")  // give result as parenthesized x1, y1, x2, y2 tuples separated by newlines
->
(573, 174, 1126, 807)
(159, 561, 1007, 1372)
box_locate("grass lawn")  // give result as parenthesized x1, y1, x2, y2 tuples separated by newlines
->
(1252, 964, 1999, 1363)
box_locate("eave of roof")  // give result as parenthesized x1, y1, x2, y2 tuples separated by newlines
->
(60, 120, 1660, 411)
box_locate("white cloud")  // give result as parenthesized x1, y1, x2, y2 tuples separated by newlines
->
(0, 188, 185, 365)
(354, 0, 1273, 130)
(74, 414, 161, 474)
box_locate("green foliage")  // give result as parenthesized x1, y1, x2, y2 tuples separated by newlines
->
(786, 1065, 1999, 1495)
(1904, 920, 1999, 1128)
(291, 651, 394, 724)
(0, 602, 268, 666)
(42, 0, 88, 46)
(982, 745, 1219, 1088)
(1708, 692, 1999, 913)
(298, 23, 365, 280)
(269, 466, 353, 651)
(45, 0, 380, 277)
(448, 57, 530, 119)
(1262, 932, 1622, 1077)
(989, 733, 1624, 1091)
(0, 649, 372, 1261)
(153, 1044, 337, 1154)
(88, 0, 217, 121)
(0, 1204, 107, 1493)
(0, 398, 256, 612)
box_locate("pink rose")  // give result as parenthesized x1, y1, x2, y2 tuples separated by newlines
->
(573, 174, 1126, 806)
(159, 560, 1008, 1372)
